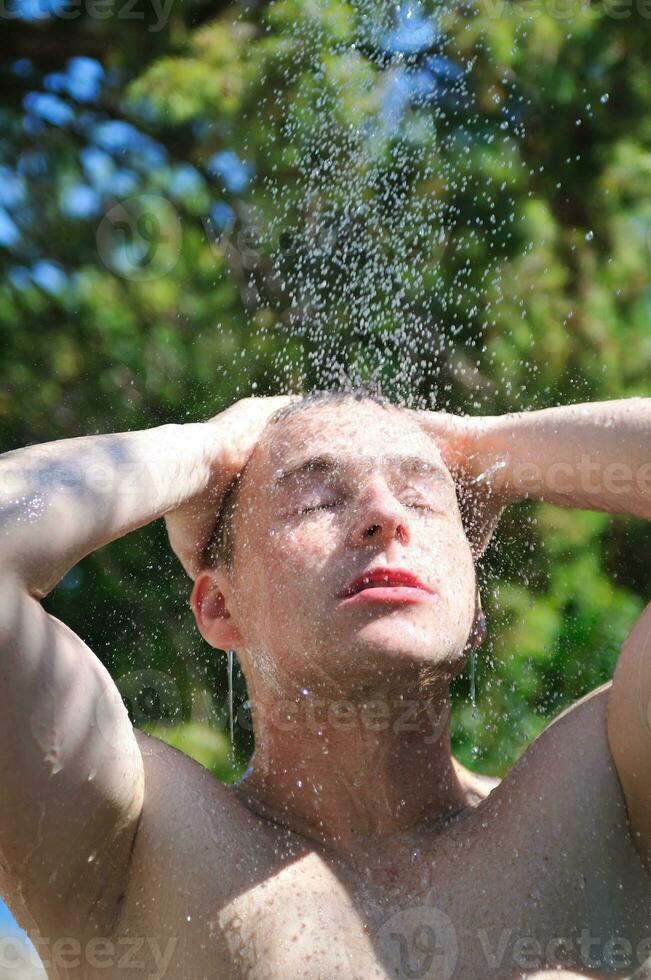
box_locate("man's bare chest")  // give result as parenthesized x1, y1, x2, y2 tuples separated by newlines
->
(110, 799, 651, 980)
(209, 821, 651, 980)
(107, 712, 651, 980)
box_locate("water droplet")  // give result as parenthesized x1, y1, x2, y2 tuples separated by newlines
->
(469, 649, 477, 718)
(227, 649, 235, 763)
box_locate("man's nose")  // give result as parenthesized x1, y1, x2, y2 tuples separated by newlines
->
(348, 477, 410, 548)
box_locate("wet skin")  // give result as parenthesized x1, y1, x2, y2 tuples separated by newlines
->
(2, 398, 651, 979)
(109, 685, 650, 980)
(114, 403, 651, 980)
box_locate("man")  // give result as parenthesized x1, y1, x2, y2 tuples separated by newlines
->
(0, 389, 650, 979)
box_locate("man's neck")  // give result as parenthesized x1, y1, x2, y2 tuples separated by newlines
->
(233, 682, 471, 863)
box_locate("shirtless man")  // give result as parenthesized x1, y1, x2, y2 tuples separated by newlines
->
(1, 389, 650, 980)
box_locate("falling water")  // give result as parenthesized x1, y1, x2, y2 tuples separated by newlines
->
(228, 0, 528, 776)
(201, 0, 553, 780)
(242, 0, 526, 404)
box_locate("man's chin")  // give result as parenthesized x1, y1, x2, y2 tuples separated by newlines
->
(335, 634, 469, 685)
(344, 617, 469, 659)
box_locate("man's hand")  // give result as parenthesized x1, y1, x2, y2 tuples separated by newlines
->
(411, 397, 651, 555)
(408, 409, 513, 558)
(165, 395, 297, 580)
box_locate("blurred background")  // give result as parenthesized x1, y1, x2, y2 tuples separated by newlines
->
(2, 0, 651, 971)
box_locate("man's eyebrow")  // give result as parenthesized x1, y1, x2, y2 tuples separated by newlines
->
(272, 453, 340, 490)
(271, 452, 450, 490)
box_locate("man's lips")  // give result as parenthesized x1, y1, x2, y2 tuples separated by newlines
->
(338, 586, 435, 607)
(337, 567, 436, 600)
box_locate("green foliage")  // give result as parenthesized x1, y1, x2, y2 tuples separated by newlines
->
(144, 722, 236, 782)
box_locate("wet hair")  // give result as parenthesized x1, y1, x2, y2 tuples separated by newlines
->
(200, 384, 398, 577)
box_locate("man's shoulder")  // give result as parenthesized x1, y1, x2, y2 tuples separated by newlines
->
(537, 679, 612, 733)
(133, 727, 240, 809)
(459, 684, 612, 808)
(111, 730, 281, 924)
(492, 680, 636, 851)
(130, 728, 235, 856)
(502, 680, 613, 792)
(131, 728, 287, 853)
(491, 681, 651, 895)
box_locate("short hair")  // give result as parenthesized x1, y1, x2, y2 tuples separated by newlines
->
(200, 384, 398, 576)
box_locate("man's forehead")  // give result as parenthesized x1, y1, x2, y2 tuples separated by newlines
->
(263, 410, 449, 484)
(266, 401, 429, 450)
(270, 449, 451, 494)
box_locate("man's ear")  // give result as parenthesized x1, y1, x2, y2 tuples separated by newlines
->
(190, 569, 244, 651)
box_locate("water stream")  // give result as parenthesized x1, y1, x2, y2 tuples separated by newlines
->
(227, 649, 235, 762)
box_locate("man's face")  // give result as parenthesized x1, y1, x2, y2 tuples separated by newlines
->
(225, 401, 477, 697)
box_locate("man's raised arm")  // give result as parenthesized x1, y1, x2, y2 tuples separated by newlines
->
(418, 397, 651, 870)
(496, 398, 651, 870)
(0, 394, 292, 949)
(0, 419, 224, 944)
(485, 396, 651, 519)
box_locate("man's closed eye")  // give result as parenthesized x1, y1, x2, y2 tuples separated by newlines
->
(297, 499, 441, 516)
(298, 501, 341, 514)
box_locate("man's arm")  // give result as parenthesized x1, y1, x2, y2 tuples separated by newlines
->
(417, 397, 651, 867)
(0, 420, 222, 941)
(413, 397, 651, 555)
(476, 397, 651, 869)
(484, 396, 651, 519)
(0, 394, 292, 942)
(512, 397, 651, 871)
